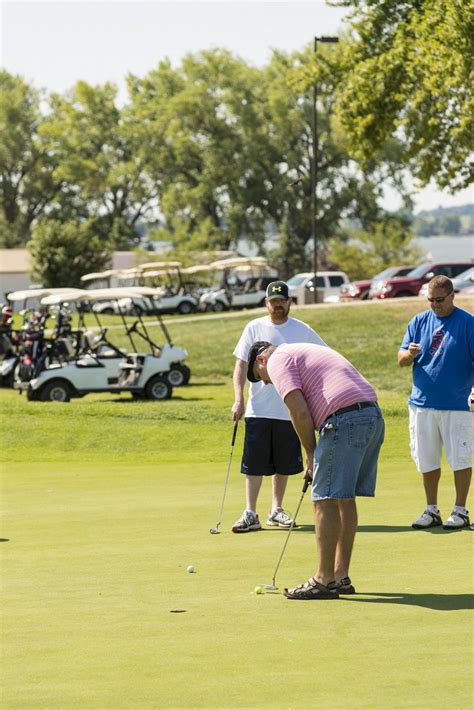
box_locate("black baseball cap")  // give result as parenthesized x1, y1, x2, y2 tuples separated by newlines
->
(247, 340, 272, 383)
(265, 281, 290, 300)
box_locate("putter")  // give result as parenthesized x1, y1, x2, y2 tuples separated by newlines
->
(258, 477, 311, 591)
(210, 420, 239, 534)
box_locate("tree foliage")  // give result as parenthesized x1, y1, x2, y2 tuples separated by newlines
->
(0, 71, 61, 246)
(331, 0, 474, 190)
(28, 218, 111, 287)
(328, 215, 423, 280)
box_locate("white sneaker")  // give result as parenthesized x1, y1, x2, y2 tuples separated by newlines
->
(231, 510, 261, 533)
(266, 507, 294, 528)
(443, 510, 470, 529)
(412, 509, 443, 529)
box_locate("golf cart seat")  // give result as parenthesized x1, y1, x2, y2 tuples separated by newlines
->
(76, 355, 104, 368)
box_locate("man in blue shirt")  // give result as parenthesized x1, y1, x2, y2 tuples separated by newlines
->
(398, 275, 473, 530)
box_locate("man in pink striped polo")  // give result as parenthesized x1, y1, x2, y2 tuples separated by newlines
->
(247, 341, 385, 600)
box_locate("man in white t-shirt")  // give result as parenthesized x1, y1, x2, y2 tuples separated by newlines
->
(231, 280, 326, 533)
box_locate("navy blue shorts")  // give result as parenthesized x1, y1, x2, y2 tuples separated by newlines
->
(241, 418, 303, 476)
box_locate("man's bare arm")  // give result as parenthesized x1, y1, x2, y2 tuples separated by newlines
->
(232, 358, 247, 420)
(283, 389, 316, 478)
(398, 343, 421, 367)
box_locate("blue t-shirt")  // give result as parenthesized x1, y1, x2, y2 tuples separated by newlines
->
(400, 307, 474, 410)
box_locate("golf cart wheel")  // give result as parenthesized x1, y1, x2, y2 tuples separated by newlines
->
(145, 375, 172, 401)
(39, 379, 72, 403)
(167, 364, 191, 387)
(27, 387, 38, 401)
(177, 301, 195, 315)
(212, 300, 226, 312)
(101, 307, 115, 315)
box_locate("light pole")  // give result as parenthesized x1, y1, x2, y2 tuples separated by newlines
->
(311, 35, 339, 303)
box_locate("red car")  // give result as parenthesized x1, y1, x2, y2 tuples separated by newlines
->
(369, 261, 473, 299)
(339, 266, 415, 301)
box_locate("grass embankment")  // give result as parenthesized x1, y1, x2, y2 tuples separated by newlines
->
(1, 299, 472, 709)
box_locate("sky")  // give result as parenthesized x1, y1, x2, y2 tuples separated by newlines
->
(1, 0, 473, 215)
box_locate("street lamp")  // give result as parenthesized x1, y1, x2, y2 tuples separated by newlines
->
(311, 35, 339, 303)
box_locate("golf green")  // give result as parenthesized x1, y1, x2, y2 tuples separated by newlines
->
(2, 450, 472, 708)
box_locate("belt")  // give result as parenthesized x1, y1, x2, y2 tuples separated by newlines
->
(324, 401, 376, 423)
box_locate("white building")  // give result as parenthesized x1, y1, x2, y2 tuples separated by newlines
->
(0, 249, 137, 300)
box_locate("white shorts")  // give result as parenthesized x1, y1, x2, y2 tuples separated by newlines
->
(408, 404, 473, 472)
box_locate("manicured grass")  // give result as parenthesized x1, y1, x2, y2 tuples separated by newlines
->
(1, 299, 473, 709)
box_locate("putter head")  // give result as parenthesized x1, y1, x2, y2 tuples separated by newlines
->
(209, 527, 220, 535)
(260, 583, 278, 591)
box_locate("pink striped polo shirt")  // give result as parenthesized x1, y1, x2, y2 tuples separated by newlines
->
(266, 343, 377, 430)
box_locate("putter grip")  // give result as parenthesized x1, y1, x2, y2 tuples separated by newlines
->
(231, 420, 239, 446)
(302, 477, 311, 493)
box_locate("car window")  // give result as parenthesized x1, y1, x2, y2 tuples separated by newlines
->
(406, 264, 430, 278)
(306, 277, 324, 288)
(329, 275, 344, 287)
(452, 264, 473, 277)
(287, 275, 308, 286)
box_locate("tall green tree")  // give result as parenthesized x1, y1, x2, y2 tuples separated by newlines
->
(40, 81, 158, 247)
(331, 0, 474, 190)
(0, 71, 61, 246)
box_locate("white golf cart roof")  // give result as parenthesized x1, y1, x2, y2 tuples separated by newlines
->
(209, 257, 270, 269)
(181, 264, 217, 274)
(41, 288, 146, 305)
(139, 261, 182, 272)
(8, 287, 86, 302)
(80, 269, 122, 282)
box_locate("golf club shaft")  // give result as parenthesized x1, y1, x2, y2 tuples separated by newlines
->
(214, 420, 239, 529)
(272, 478, 310, 587)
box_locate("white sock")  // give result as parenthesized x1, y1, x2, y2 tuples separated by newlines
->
(453, 505, 467, 514)
(427, 505, 439, 513)
(247, 509, 257, 516)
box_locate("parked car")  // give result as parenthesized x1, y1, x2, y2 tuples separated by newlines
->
(369, 261, 473, 299)
(287, 271, 350, 304)
(418, 266, 474, 299)
(200, 276, 276, 312)
(340, 266, 415, 302)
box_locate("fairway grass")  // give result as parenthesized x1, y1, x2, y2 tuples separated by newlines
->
(1, 299, 473, 708)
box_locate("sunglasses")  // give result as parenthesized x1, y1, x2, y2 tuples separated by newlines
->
(427, 290, 453, 304)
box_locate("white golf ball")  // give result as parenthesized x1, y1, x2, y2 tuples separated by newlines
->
(187, 565, 195, 573)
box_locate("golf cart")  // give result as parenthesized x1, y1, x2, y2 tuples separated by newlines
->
(138, 262, 199, 315)
(15, 289, 174, 402)
(83, 286, 191, 386)
(199, 257, 278, 311)
(2, 288, 86, 387)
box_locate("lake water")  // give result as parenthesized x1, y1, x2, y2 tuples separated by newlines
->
(414, 235, 473, 261)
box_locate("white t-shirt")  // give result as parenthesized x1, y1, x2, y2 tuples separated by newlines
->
(233, 315, 326, 420)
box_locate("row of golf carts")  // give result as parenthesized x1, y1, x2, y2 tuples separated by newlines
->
(82, 257, 278, 315)
(0, 287, 191, 402)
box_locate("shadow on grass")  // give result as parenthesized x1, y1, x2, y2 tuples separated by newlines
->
(344, 592, 473, 611)
(0, 538, 9, 542)
(104, 396, 209, 404)
(358, 525, 472, 534)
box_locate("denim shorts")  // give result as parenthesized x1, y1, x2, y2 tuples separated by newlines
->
(312, 404, 385, 500)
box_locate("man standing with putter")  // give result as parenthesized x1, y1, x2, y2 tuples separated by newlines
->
(246, 341, 384, 599)
(231, 281, 326, 533)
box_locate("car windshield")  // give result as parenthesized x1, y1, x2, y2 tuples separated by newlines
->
(405, 264, 430, 278)
(287, 275, 308, 286)
(373, 267, 399, 280)
(454, 266, 474, 281)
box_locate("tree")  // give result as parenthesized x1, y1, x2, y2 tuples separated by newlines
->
(331, 0, 474, 190)
(0, 71, 62, 246)
(327, 215, 423, 280)
(29, 219, 111, 287)
(40, 81, 158, 248)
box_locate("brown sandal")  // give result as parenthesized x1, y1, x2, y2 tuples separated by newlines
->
(283, 577, 339, 600)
